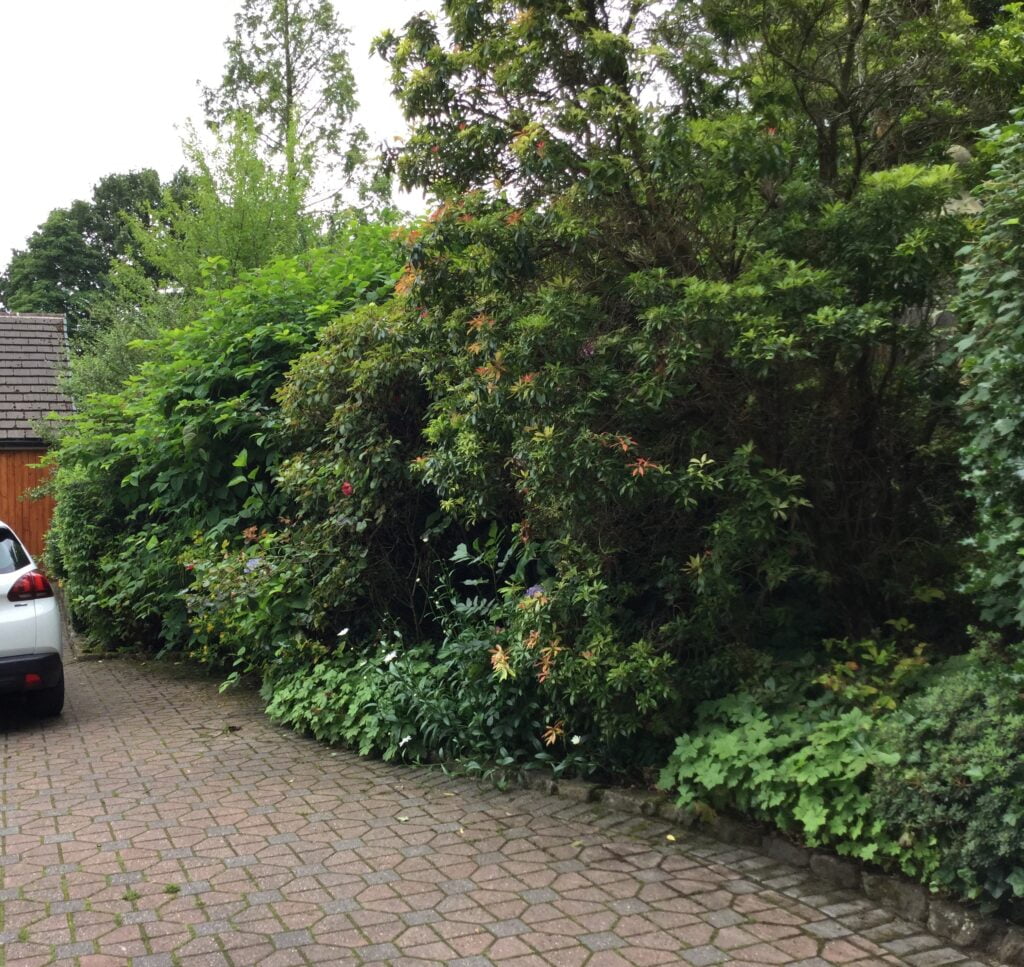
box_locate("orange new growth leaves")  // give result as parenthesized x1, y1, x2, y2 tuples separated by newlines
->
(538, 640, 563, 683)
(395, 268, 417, 295)
(542, 721, 564, 746)
(629, 457, 661, 477)
(490, 644, 514, 681)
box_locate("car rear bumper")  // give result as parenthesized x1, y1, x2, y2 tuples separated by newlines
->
(0, 652, 63, 694)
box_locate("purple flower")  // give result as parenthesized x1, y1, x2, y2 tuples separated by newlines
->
(525, 584, 544, 598)
(244, 557, 262, 573)
(579, 340, 596, 359)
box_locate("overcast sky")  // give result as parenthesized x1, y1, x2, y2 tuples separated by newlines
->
(0, 0, 435, 273)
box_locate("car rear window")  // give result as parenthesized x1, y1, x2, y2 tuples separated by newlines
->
(0, 528, 30, 574)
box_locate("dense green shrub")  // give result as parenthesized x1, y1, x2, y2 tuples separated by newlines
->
(366, 158, 971, 707)
(871, 644, 1024, 906)
(180, 64, 984, 771)
(48, 0, 1024, 805)
(264, 630, 551, 769)
(182, 526, 316, 675)
(50, 227, 401, 650)
(264, 637, 433, 760)
(958, 111, 1024, 627)
(261, 530, 553, 768)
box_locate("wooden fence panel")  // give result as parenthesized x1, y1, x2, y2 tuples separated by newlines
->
(0, 449, 55, 559)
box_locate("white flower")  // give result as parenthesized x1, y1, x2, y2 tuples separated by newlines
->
(399, 735, 412, 747)
(571, 735, 583, 746)
(383, 650, 399, 663)
(337, 627, 349, 637)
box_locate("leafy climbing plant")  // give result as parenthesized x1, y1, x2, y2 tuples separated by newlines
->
(957, 110, 1024, 628)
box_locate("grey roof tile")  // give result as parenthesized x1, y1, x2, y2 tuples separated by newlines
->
(0, 313, 73, 442)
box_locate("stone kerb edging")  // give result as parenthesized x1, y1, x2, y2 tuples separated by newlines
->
(518, 770, 1024, 966)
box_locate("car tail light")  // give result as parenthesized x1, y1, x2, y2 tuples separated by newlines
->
(7, 570, 54, 602)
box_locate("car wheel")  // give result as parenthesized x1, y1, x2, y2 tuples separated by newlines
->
(34, 671, 64, 717)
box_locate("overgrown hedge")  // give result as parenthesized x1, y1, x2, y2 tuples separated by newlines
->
(49, 224, 402, 649)
(46, 0, 1024, 916)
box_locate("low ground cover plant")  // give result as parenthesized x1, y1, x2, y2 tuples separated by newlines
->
(658, 636, 1024, 912)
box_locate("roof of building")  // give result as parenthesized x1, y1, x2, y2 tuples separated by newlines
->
(0, 313, 73, 446)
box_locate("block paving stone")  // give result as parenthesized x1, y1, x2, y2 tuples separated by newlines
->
(0, 658, 1012, 965)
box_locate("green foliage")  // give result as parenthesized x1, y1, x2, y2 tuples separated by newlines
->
(0, 170, 168, 335)
(377, 0, 1022, 200)
(658, 639, 1024, 909)
(182, 526, 315, 677)
(135, 117, 315, 293)
(689, 0, 1024, 189)
(63, 264, 200, 404)
(265, 639, 413, 758)
(658, 685, 898, 854)
(271, 299, 434, 642)
(393, 631, 548, 769)
(47, 0, 1024, 856)
(1, 204, 107, 326)
(871, 643, 1024, 907)
(46, 396, 142, 638)
(478, 549, 679, 761)
(50, 230, 401, 650)
(174, 0, 998, 775)
(379, 150, 970, 670)
(202, 0, 362, 187)
(264, 629, 549, 767)
(957, 111, 1024, 627)
(260, 527, 548, 766)
(815, 620, 930, 712)
(654, 617, 935, 849)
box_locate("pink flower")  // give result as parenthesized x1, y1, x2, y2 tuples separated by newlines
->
(342, 481, 354, 497)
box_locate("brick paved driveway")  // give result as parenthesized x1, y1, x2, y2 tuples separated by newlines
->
(0, 659, 1000, 967)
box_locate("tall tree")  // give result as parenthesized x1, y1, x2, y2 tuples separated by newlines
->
(202, 0, 361, 188)
(684, 0, 1024, 191)
(133, 117, 315, 293)
(376, 0, 1024, 201)
(0, 170, 166, 335)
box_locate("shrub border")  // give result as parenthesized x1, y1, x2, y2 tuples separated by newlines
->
(518, 769, 1024, 965)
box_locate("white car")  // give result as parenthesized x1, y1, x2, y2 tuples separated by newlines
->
(0, 521, 64, 716)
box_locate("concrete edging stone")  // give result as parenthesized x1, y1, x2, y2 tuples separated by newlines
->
(518, 768, 1024, 965)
